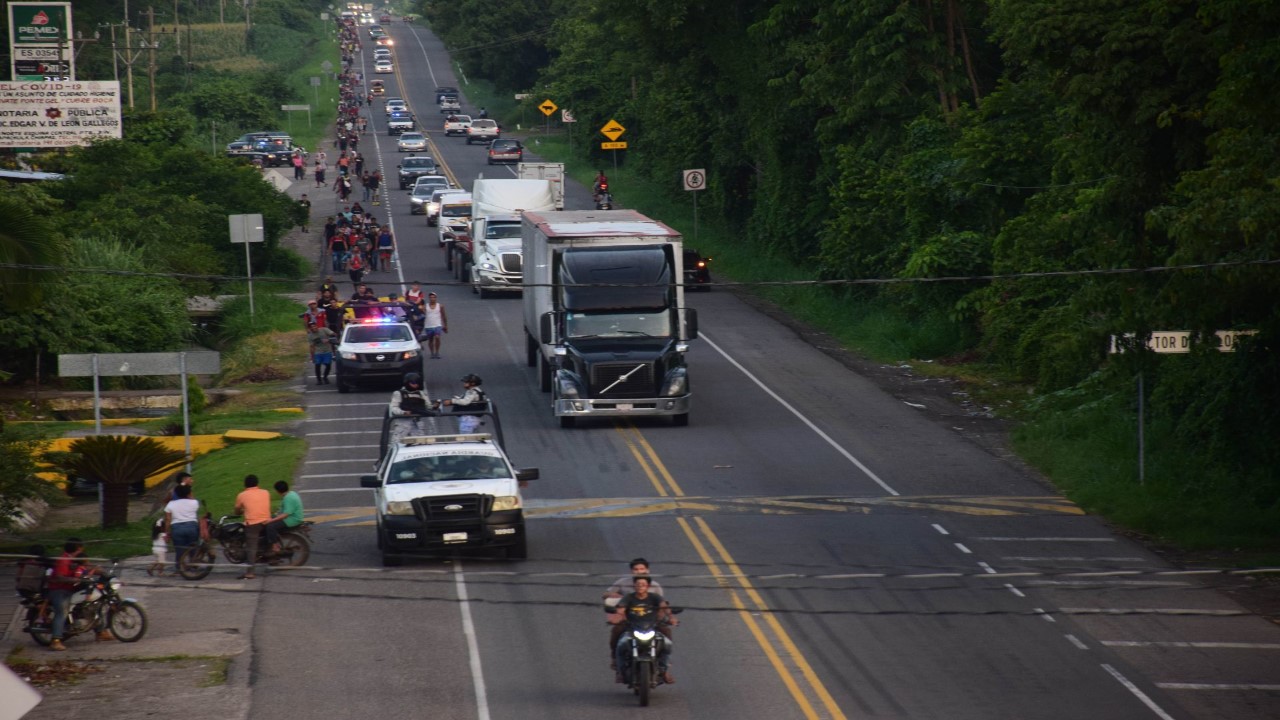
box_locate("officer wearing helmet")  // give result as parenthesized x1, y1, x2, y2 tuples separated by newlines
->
(389, 372, 430, 441)
(435, 374, 486, 433)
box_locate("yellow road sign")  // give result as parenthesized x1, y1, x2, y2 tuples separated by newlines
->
(600, 118, 626, 141)
(538, 99, 558, 116)
(601, 141, 628, 150)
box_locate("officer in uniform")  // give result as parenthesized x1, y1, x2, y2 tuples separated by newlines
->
(388, 373, 430, 441)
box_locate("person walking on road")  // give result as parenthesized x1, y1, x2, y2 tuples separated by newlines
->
(314, 159, 326, 188)
(233, 475, 271, 580)
(164, 485, 201, 576)
(298, 194, 312, 233)
(310, 324, 338, 385)
(420, 292, 448, 359)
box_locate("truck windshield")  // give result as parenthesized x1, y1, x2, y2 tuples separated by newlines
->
(565, 311, 671, 339)
(485, 225, 521, 239)
(388, 454, 509, 484)
(442, 203, 471, 218)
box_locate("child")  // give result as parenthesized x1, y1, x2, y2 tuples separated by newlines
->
(149, 518, 169, 576)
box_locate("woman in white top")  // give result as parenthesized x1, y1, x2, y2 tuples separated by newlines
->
(164, 484, 202, 574)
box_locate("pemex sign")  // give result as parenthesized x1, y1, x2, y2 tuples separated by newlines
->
(8, 2, 73, 81)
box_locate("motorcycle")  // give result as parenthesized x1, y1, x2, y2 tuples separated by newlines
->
(177, 515, 312, 580)
(22, 561, 148, 646)
(595, 192, 614, 210)
(616, 607, 682, 706)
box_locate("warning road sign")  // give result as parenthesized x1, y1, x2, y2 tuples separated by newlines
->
(600, 119, 626, 141)
(601, 141, 628, 150)
(539, 99, 558, 116)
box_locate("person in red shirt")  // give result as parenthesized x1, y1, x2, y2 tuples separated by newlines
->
(233, 475, 273, 579)
(47, 538, 108, 650)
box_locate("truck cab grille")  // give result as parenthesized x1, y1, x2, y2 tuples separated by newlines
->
(499, 252, 522, 274)
(590, 362, 654, 397)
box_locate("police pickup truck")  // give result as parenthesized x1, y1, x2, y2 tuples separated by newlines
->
(362, 407, 538, 564)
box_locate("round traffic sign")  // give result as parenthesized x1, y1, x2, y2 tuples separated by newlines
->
(683, 169, 706, 191)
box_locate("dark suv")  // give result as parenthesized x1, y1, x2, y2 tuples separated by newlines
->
(487, 139, 524, 165)
(397, 155, 439, 189)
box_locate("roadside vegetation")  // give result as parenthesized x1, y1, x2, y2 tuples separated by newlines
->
(423, 2, 1280, 559)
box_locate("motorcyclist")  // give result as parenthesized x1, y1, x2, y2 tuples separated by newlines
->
(434, 374, 486, 433)
(608, 576, 674, 684)
(592, 170, 608, 201)
(604, 558, 671, 663)
(46, 538, 109, 650)
(389, 373, 430, 441)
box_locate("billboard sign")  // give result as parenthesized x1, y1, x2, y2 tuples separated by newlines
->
(8, 2, 73, 80)
(0, 81, 122, 148)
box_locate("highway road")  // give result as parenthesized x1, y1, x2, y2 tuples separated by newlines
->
(242, 20, 1280, 720)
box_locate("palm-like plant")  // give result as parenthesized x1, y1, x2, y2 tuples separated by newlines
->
(59, 435, 189, 529)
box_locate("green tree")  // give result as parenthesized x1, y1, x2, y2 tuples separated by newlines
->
(58, 435, 188, 529)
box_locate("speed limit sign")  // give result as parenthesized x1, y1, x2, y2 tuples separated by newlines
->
(682, 169, 706, 191)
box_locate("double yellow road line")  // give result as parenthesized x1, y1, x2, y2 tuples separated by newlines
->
(615, 423, 848, 720)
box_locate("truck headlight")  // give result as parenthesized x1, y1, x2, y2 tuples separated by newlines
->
(387, 501, 415, 516)
(555, 373, 582, 399)
(402, 349, 420, 359)
(661, 367, 688, 397)
(480, 262, 497, 271)
(491, 496, 521, 511)
(340, 351, 358, 360)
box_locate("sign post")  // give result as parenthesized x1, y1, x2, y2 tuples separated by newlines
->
(600, 118, 626, 176)
(229, 214, 265, 316)
(683, 168, 706, 244)
(538, 98, 558, 138)
(1109, 329, 1256, 484)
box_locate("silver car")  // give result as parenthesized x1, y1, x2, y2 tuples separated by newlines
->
(397, 132, 427, 152)
(409, 175, 451, 214)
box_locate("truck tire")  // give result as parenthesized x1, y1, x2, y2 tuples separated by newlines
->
(538, 353, 552, 393)
(526, 334, 538, 367)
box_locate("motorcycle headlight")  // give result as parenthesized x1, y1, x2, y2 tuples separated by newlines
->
(491, 495, 521, 511)
(109, 578, 122, 591)
(387, 501, 415, 515)
(633, 629, 656, 642)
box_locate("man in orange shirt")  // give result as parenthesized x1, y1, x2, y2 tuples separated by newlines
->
(233, 475, 272, 579)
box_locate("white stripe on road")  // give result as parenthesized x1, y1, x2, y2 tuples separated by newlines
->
(1002, 556, 1147, 562)
(977, 537, 1116, 542)
(1103, 641, 1280, 650)
(455, 564, 492, 720)
(308, 402, 388, 408)
(1157, 683, 1280, 691)
(306, 430, 381, 436)
(1102, 664, 1177, 720)
(306, 416, 384, 422)
(307, 444, 379, 450)
(1026, 580, 1192, 587)
(1065, 634, 1089, 650)
(304, 458, 377, 464)
(1061, 608, 1248, 616)
(700, 331, 899, 496)
(298, 476, 376, 482)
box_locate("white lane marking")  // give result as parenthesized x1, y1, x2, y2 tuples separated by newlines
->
(298, 477, 374, 483)
(816, 573, 887, 579)
(306, 430, 381, 436)
(1102, 664, 1178, 720)
(1034, 608, 1056, 623)
(308, 402, 387, 408)
(1062, 608, 1248, 616)
(307, 416, 384, 422)
(931, 524, 949, 535)
(699, 331, 899, 496)
(488, 306, 523, 366)
(977, 562, 996, 574)
(1004, 584, 1026, 598)
(304, 457, 376, 464)
(1065, 634, 1089, 650)
(1157, 683, 1280, 691)
(308, 444, 380, 450)
(1103, 641, 1280, 650)
(954, 543, 972, 554)
(1026, 580, 1192, 587)
(406, 23, 441, 89)
(1002, 556, 1147, 562)
(454, 564, 492, 720)
(977, 537, 1116, 542)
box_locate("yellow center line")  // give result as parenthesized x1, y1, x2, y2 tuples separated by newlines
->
(621, 420, 846, 720)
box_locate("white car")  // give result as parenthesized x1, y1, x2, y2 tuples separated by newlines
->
(334, 319, 421, 394)
(374, 59, 394, 74)
(373, 48, 392, 61)
(384, 98, 407, 115)
(397, 132, 427, 152)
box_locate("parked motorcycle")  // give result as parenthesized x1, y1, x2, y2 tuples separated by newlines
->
(616, 607, 682, 706)
(22, 561, 148, 645)
(177, 515, 312, 580)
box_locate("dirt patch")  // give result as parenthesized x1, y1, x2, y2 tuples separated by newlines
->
(11, 655, 234, 720)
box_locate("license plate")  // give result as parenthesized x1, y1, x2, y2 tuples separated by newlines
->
(443, 532, 467, 543)
(616, 403, 633, 411)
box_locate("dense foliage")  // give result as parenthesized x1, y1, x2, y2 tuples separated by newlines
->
(420, 1, 1280, 515)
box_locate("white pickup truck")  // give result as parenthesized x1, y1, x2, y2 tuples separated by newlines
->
(466, 119, 500, 145)
(443, 114, 472, 137)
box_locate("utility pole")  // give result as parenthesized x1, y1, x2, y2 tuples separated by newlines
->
(148, 7, 157, 112)
(125, 0, 135, 107)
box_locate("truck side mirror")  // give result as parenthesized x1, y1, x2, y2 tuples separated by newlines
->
(539, 312, 556, 345)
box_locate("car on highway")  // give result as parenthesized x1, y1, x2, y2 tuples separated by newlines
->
(443, 114, 471, 136)
(374, 59, 394, 74)
(435, 86, 458, 104)
(487, 139, 524, 164)
(370, 79, 386, 95)
(683, 249, 712, 291)
(408, 175, 451, 213)
(375, 35, 393, 46)
(397, 155, 439, 188)
(426, 187, 467, 226)
(384, 98, 407, 115)
(225, 131, 289, 152)
(334, 316, 421, 393)
(396, 132, 428, 153)
(387, 111, 415, 135)
(380, 13, 392, 23)
(465, 119, 500, 144)
(361, 416, 537, 564)
(439, 97, 460, 114)
(373, 48, 391, 61)
(368, 24, 383, 36)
